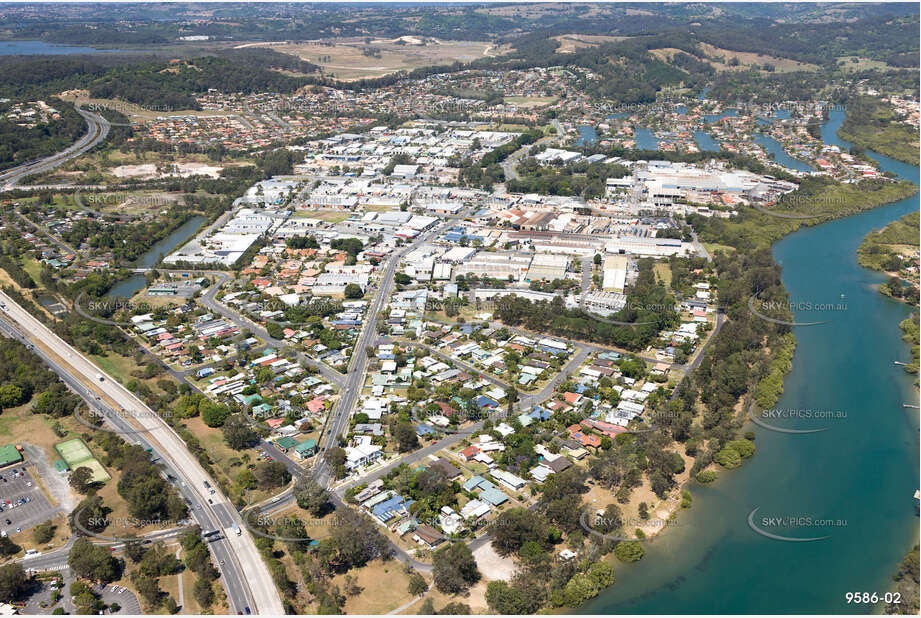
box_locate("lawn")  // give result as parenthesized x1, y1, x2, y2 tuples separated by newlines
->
(331, 559, 415, 614)
(294, 209, 352, 223)
(503, 96, 558, 108)
(652, 262, 673, 287)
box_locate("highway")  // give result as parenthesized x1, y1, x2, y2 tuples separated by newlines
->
(0, 291, 284, 615)
(0, 105, 110, 190)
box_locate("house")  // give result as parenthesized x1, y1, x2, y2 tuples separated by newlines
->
(294, 439, 317, 459)
(459, 446, 480, 462)
(545, 456, 572, 473)
(479, 487, 509, 506)
(491, 469, 527, 491)
(412, 524, 444, 549)
(531, 465, 553, 482)
(438, 506, 465, 535)
(460, 499, 491, 521)
(429, 458, 462, 480)
(354, 423, 384, 436)
(273, 436, 299, 451)
(371, 494, 412, 523)
(345, 436, 383, 471)
(567, 424, 602, 448)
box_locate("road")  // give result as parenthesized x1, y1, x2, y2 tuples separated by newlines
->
(0, 105, 110, 190)
(0, 291, 284, 614)
(198, 272, 346, 388)
(311, 215, 466, 487)
(500, 135, 554, 182)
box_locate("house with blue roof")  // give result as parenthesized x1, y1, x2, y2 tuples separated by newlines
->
(415, 423, 436, 437)
(474, 395, 499, 409)
(371, 494, 413, 523)
(530, 406, 551, 421)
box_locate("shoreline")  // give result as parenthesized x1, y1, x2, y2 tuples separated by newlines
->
(568, 137, 920, 614)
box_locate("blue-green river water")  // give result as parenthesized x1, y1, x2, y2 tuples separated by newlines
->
(584, 111, 919, 614)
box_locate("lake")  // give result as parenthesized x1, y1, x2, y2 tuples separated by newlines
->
(693, 131, 720, 153)
(0, 40, 141, 55)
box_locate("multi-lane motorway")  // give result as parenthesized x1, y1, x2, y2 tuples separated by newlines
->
(0, 290, 284, 615)
(0, 105, 110, 190)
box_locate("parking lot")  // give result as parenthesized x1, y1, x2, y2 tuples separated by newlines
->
(98, 583, 142, 614)
(19, 569, 141, 614)
(0, 464, 60, 536)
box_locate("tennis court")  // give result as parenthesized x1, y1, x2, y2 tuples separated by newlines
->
(55, 438, 111, 483)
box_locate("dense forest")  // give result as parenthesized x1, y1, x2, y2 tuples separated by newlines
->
(0, 337, 79, 415)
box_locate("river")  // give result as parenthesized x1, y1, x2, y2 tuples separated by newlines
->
(584, 110, 919, 614)
(106, 215, 207, 298)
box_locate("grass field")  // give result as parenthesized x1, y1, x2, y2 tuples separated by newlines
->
(270, 38, 494, 80)
(551, 34, 628, 53)
(294, 209, 352, 222)
(331, 559, 415, 614)
(503, 96, 558, 108)
(696, 43, 821, 73)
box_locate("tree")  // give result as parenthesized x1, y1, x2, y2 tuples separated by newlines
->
(418, 598, 436, 614)
(407, 571, 427, 596)
(132, 571, 162, 606)
(201, 402, 231, 427)
(71, 494, 109, 534)
(0, 563, 26, 602)
(222, 414, 258, 449)
(194, 578, 215, 608)
(393, 422, 419, 452)
(0, 537, 21, 557)
(491, 507, 547, 557)
(68, 538, 121, 583)
(70, 580, 103, 615)
(254, 461, 291, 489)
(714, 447, 742, 469)
(440, 602, 472, 614)
(69, 466, 95, 493)
(0, 383, 24, 409)
(32, 521, 56, 544)
(613, 540, 645, 563)
(325, 447, 347, 478)
(294, 478, 332, 517)
(486, 580, 541, 614)
(344, 283, 363, 299)
(432, 543, 480, 594)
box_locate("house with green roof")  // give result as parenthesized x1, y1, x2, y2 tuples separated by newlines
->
(294, 439, 317, 459)
(252, 402, 273, 417)
(274, 436, 299, 451)
(234, 393, 262, 406)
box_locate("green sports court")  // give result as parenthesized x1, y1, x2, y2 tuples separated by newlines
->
(55, 438, 110, 483)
